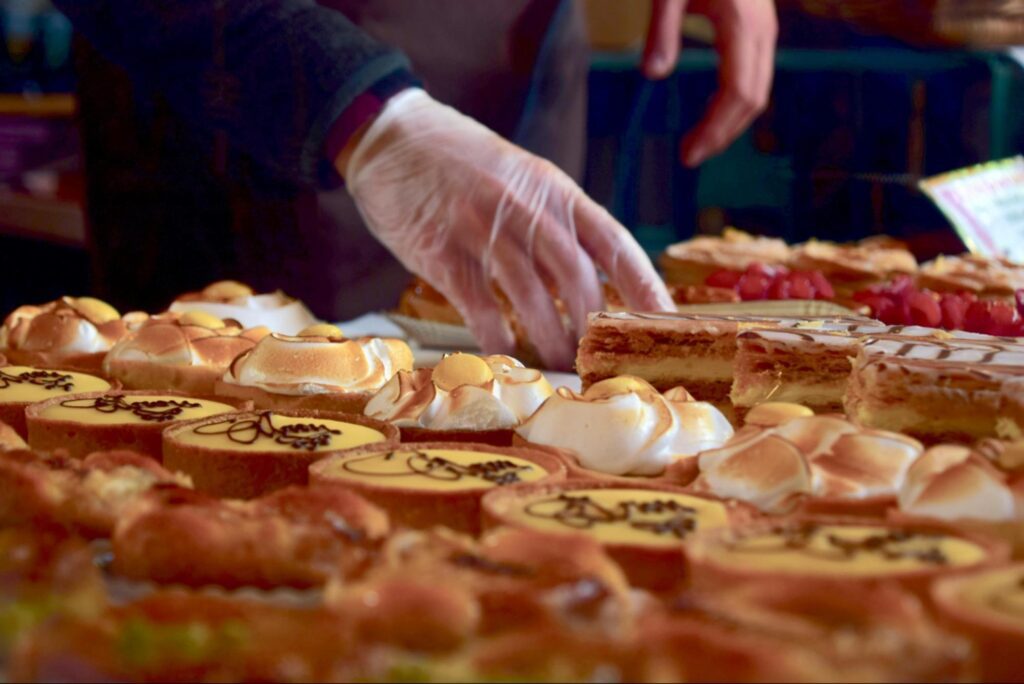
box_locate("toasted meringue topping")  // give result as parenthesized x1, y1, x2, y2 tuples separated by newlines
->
(694, 416, 923, 511)
(364, 355, 552, 431)
(745, 402, 814, 428)
(298, 323, 344, 338)
(899, 446, 1017, 522)
(178, 310, 225, 329)
(222, 333, 413, 395)
(168, 287, 318, 335)
(516, 377, 733, 477)
(1, 297, 131, 356)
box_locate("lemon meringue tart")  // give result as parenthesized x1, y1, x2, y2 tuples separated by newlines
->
(0, 365, 111, 438)
(1, 296, 140, 374)
(309, 442, 566, 534)
(103, 312, 268, 396)
(932, 563, 1024, 682)
(481, 480, 752, 590)
(164, 409, 398, 498)
(215, 325, 413, 414)
(685, 517, 1008, 597)
(365, 353, 553, 447)
(514, 376, 732, 480)
(168, 280, 319, 335)
(25, 390, 238, 462)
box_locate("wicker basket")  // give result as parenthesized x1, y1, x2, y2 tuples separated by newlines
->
(788, 0, 1024, 46)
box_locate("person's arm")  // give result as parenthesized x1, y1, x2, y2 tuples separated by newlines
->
(642, 0, 778, 168)
(53, 0, 416, 187)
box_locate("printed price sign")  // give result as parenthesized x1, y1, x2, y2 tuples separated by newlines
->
(920, 156, 1024, 261)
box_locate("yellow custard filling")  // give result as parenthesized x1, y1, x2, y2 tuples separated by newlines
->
(704, 525, 986, 576)
(39, 394, 235, 426)
(173, 412, 386, 453)
(320, 448, 548, 491)
(504, 488, 728, 548)
(0, 366, 110, 403)
(957, 567, 1024, 629)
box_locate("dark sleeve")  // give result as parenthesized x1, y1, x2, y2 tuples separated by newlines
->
(53, 0, 416, 188)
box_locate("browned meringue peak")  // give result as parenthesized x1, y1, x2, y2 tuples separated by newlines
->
(0, 296, 135, 356)
(224, 330, 413, 395)
(899, 445, 1018, 522)
(744, 402, 814, 428)
(168, 280, 319, 335)
(695, 415, 923, 512)
(103, 312, 267, 370)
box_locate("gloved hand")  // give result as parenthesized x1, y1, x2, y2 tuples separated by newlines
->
(342, 88, 674, 370)
(642, 0, 778, 167)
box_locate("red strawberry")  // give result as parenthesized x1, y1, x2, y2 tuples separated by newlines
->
(986, 301, 1017, 336)
(964, 300, 993, 334)
(767, 276, 791, 300)
(808, 271, 834, 299)
(1016, 289, 1024, 320)
(737, 272, 771, 301)
(906, 291, 941, 327)
(788, 272, 815, 300)
(705, 269, 742, 289)
(939, 294, 968, 331)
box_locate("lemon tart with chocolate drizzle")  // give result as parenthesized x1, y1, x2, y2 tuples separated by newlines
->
(310, 442, 565, 535)
(481, 479, 755, 590)
(0, 365, 111, 438)
(25, 390, 238, 462)
(163, 409, 398, 498)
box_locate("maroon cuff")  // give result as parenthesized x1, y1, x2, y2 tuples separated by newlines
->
(325, 90, 388, 166)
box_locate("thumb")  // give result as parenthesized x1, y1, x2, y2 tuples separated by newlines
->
(642, 0, 687, 80)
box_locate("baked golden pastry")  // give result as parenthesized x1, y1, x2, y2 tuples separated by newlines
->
(163, 408, 398, 498)
(917, 253, 1024, 298)
(216, 325, 413, 414)
(112, 483, 388, 589)
(845, 334, 1024, 444)
(310, 442, 565, 534)
(25, 390, 239, 462)
(397, 276, 466, 326)
(689, 413, 923, 517)
(788, 238, 917, 300)
(0, 365, 111, 438)
(932, 563, 1024, 682)
(168, 280, 319, 334)
(482, 479, 753, 590)
(0, 296, 142, 374)
(685, 516, 1008, 598)
(0, 448, 190, 537)
(364, 353, 552, 446)
(659, 228, 792, 287)
(514, 376, 733, 479)
(0, 420, 27, 450)
(102, 312, 268, 396)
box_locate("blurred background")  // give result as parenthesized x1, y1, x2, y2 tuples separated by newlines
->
(2, 0, 1023, 313)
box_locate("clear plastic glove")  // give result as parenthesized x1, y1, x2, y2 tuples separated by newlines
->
(342, 88, 674, 370)
(642, 0, 778, 167)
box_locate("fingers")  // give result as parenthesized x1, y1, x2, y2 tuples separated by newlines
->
(574, 196, 675, 313)
(437, 257, 517, 357)
(642, 0, 687, 79)
(680, 0, 778, 167)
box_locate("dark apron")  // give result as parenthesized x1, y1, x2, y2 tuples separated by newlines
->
(76, 0, 589, 319)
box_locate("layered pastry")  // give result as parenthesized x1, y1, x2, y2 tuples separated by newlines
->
(216, 324, 413, 414)
(685, 517, 1008, 598)
(25, 390, 238, 462)
(999, 375, 1024, 440)
(396, 276, 466, 326)
(112, 483, 389, 588)
(168, 280, 319, 334)
(364, 353, 552, 446)
(659, 228, 791, 287)
(514, 376, 733, 479)
(0, 365, 110, 437)
(102, 312, 268, 396)
(575, 311, 874, 404)
(0, 296, 141, 373)
(8, 590, 359, 683)
(845, 335, 1024, 443)
(646, 579, 969, 682)
(327, 526, 632, 648)
(481, 479, 751, 589)
(163, 408, 398, 498)
(788, 238, 917, 300)
(931, 563, 1024, 682)
(730, 323, 962, 414)
(690, 414, 923, 516)
(0, 448, 191, 537)
(310, 442, 565, 534)
(917, 253, 1024, 298)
